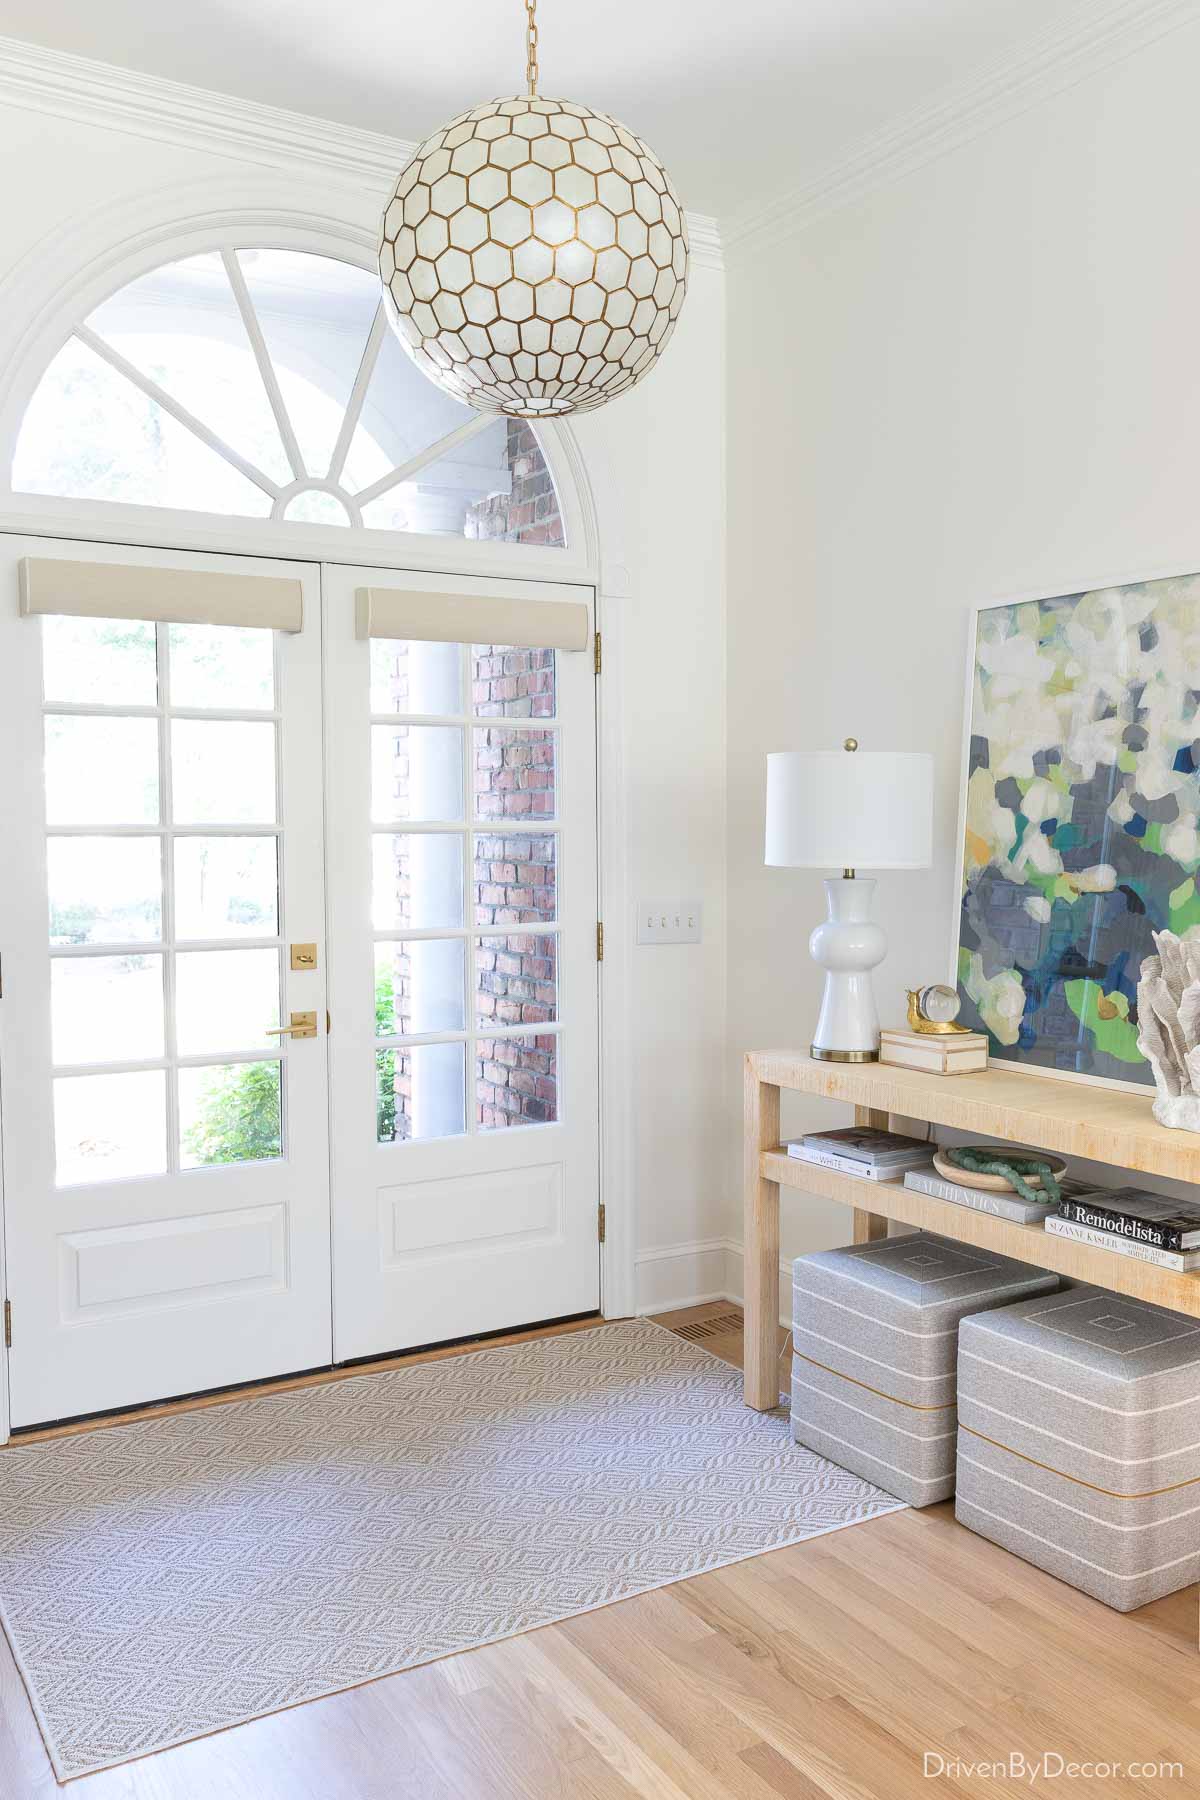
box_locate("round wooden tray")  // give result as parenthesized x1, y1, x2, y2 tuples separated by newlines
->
(932, 1147, 1067, 1193)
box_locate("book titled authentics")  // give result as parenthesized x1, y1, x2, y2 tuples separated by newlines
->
(904, 1166, 1059, 1225)
(1055, 1187, 1200, 1253)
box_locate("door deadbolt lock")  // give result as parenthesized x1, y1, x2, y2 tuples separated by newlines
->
(290, 943, 318, 970)
(265, 1011, 318, 1040)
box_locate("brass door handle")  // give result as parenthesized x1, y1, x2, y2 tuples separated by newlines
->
(266, 1011, 318, 1040)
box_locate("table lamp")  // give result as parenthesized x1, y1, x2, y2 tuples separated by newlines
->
(765, 739, 933, 1062)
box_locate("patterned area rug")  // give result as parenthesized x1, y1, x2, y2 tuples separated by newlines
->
(0, 1318, 903, 1780)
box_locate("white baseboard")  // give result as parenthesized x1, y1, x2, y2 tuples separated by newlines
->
(638, 1224, 908, 1327)
(720, 1238, 792, 1328)
(633, 1237, 733, 1315)
(634, 1236, 791, 1327)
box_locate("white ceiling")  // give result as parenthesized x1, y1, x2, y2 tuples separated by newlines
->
(1, 0, 1103, 219)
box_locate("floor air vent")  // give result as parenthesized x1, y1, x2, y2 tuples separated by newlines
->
(670, 1311, 744, 1343)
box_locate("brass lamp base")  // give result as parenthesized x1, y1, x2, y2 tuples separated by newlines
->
(810, 1045, 879, 1063)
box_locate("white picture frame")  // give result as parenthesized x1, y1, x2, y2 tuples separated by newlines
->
(948, 559, 1200, 1095)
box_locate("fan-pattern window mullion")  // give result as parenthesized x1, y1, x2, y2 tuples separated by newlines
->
(13, 246, 566, 549)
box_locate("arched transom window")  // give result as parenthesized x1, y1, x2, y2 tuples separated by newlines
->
(12, 247, 564, 547)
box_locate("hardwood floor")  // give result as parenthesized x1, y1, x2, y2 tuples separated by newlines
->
(1, 1304, 1197, 1798)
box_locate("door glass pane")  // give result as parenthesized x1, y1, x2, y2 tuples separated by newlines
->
(168, 623, 275, 711)
(371, 639, 462, 716)
(171, 720, 276, 824)
(54, 1070, 167, 1184)
(175, 948, 280, 1054)
(476, 934, 557, 1028)
(476, 1034, 558, 1129)
(472, 645, 555, 719)
(179, 1061, 283, 1168)
(376, 1042, 465, 1143)
(473, 726, 556, 821)
(174, 837, 279, 940)
(375, 940, 466, 1036)
(372, 832, 464, 930)
(51, 954, 164, 1065)
(48, 837, 162, 945)
(371, 724, 463, 822)
(472, 832, 557, 925)
(42, 615, 158, 706)
(44, 715, 159, 825)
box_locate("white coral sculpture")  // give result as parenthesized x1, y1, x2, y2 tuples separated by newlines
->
(1136, 927, 1200, 1131)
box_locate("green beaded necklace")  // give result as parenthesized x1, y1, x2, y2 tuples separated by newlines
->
(943, 1146, 1061, 1207)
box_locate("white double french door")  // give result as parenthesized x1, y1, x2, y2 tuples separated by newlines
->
(0, 538, 599, 1427)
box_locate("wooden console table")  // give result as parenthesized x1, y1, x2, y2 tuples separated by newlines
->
(743, 1049, 1200, 1412)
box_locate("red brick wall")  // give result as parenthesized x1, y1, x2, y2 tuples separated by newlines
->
(465, 421, 565, 548)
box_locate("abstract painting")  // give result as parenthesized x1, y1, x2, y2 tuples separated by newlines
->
(955, 572, 1200, 1087)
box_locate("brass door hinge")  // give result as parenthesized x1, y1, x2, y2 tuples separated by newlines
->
(596, 921, 604, 962)
(598, 1204, 606, 1244)
(593, 631, 602, 676)
(4, 1300, 11, 1349)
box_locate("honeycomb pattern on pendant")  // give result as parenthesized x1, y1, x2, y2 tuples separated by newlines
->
(379, 95, 689, 418)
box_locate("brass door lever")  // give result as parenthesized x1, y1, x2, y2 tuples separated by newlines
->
(266, 1011, 318, 1040)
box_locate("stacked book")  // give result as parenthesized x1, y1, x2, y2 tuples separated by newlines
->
(905, 1165, 1096, 1225)
(1046, 1189, 1200, 1273)
(786, 1127, 933, 1182)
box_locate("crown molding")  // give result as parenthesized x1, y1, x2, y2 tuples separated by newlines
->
(722, 0, 1198, 258)
(0, 34, 722, 270)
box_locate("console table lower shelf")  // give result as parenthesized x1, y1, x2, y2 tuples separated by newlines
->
(743, 1050, 1200, 1414)
(745, 1049, 1200, 1643)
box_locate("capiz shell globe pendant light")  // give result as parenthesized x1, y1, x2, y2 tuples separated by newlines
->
(378, 0, 689, 419)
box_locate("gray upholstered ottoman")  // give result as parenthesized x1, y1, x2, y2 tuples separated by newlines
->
(791, 1233, 1058, 1507)
(956, 1285, 1200, 1611)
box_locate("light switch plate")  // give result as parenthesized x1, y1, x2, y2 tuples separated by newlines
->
(636, 900, 703, 945)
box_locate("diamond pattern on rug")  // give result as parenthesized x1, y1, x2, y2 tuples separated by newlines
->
(0, 1318, 903, 1780)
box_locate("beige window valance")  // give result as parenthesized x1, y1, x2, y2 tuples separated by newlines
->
(19, 558, 304, 631)
(355, 586, 589, 652)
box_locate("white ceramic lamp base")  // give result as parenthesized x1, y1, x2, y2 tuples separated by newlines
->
(809, 877, 886, 1062)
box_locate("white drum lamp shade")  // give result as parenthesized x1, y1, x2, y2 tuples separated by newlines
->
(764, 747, 933, 1062)
(765, 751, 933, 871)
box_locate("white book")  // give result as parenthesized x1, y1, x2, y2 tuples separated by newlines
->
(1045, 1215, 1200, 1273)
(904, 1166, 1056, 1225)
(789, 1145, 933, 1182)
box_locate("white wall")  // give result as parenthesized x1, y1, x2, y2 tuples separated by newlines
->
(0, 79, 727, 1322)
(574, 273, 728, 1313)
(726, 20, 1200, 1296)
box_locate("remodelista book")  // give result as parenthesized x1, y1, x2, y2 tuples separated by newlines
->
(1056, 1188, 1200, 1253)
(1045, 1215, 1200, 1273)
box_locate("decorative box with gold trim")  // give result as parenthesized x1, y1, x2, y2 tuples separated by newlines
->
(879, 1027, 988, 1075)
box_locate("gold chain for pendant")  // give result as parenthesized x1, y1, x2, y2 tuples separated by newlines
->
(525, 0, 539, 96)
